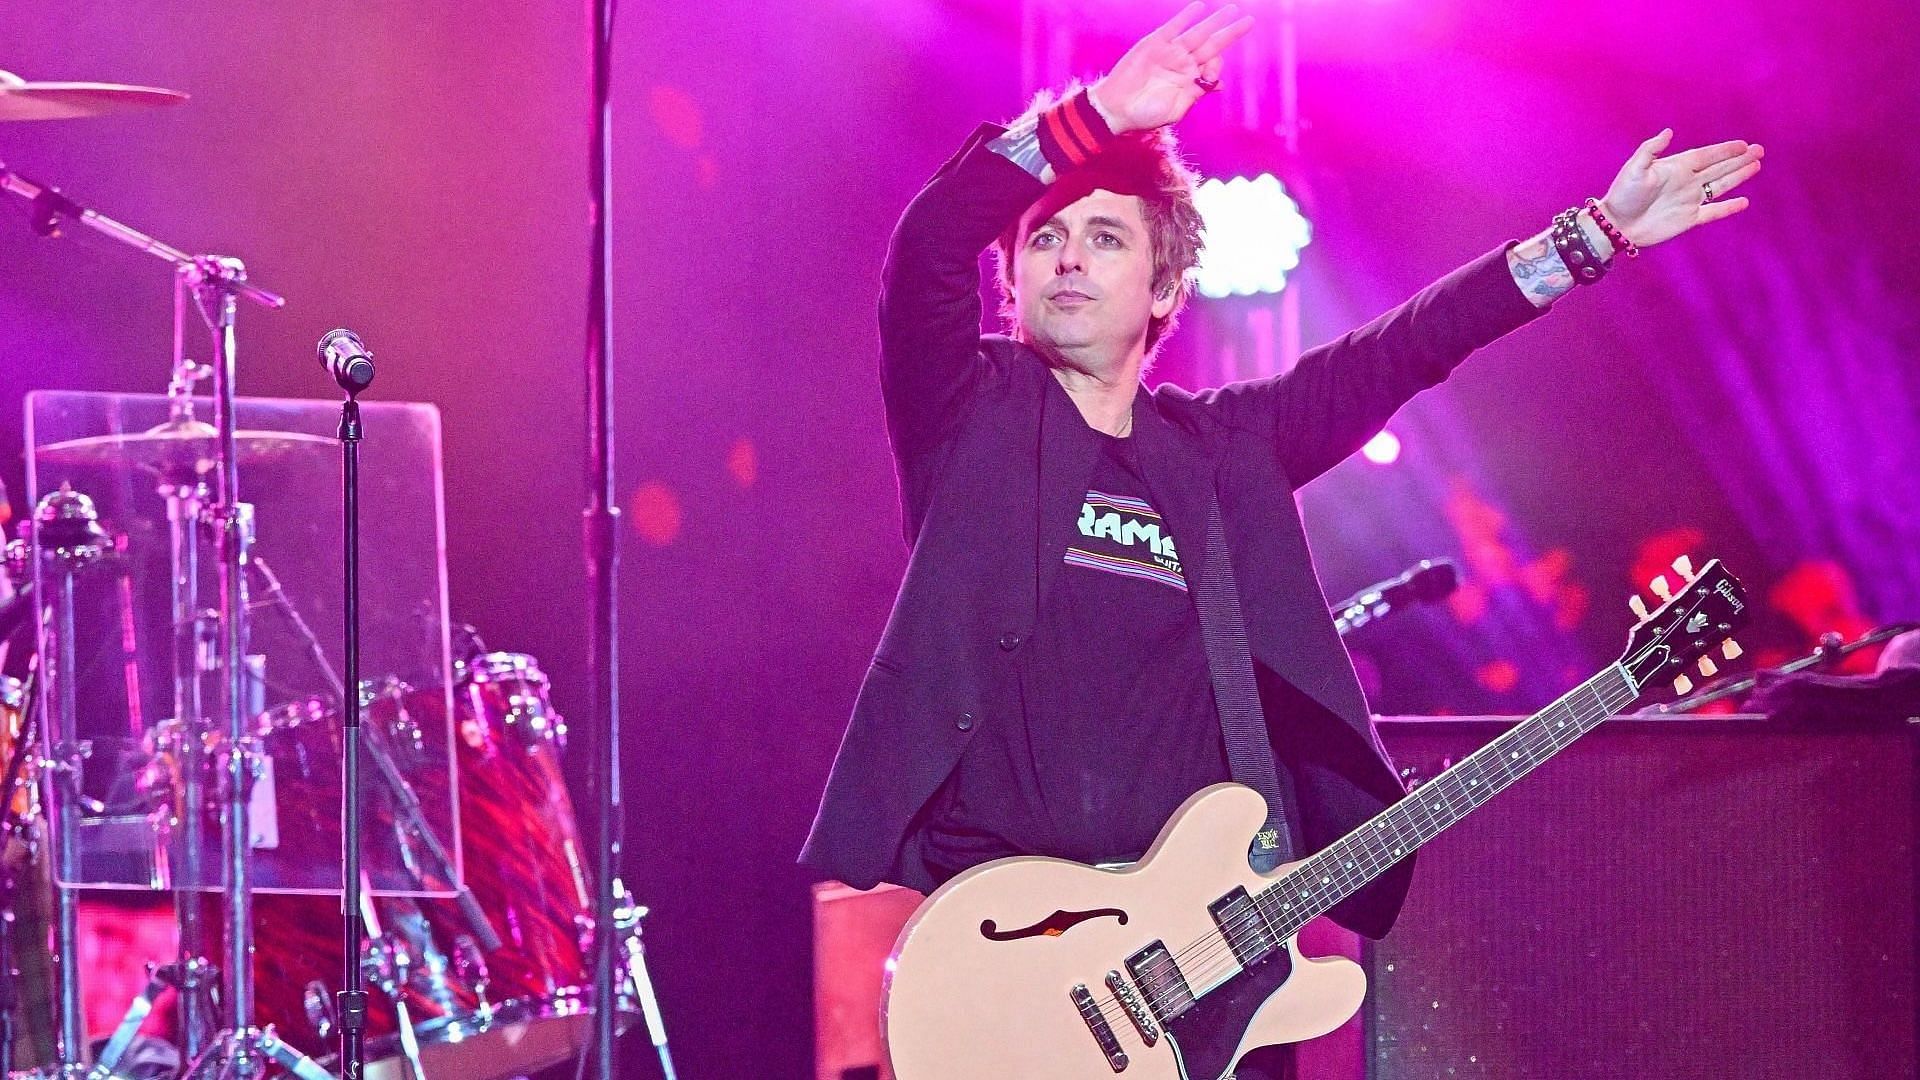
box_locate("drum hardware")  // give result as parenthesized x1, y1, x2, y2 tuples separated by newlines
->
(357, 894, 429, 1080)
(32, 486, 113, 1077)
(5, 118, 336, 1080)
(610, 879, 677, 1080)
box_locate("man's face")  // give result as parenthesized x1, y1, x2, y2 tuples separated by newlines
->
(1012, 187, 1174, 360)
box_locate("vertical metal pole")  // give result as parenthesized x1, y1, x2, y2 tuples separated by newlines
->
(204, 269, 259, 1075)
(168, 263, 210, 1062)
(167, 478, 208, 1060)
(338, 398, 367, 1077)
(586, 0, 623, 1075)
(51, 570, 84, 1068)
(1277, 0, 1303, 375)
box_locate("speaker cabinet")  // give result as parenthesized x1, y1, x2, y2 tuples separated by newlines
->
(1368, 717, 1916, 1080)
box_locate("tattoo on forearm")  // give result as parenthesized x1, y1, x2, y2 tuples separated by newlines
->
(989, 118, 1050, 180)
(1508, 230, 1574, 308)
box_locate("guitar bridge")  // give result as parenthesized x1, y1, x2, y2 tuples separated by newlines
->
(1069, 983, 1129, 1072)
(1106, 970, 1160, 1046)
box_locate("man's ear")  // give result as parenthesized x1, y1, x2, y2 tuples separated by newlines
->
(1151, 279, 1180, 319)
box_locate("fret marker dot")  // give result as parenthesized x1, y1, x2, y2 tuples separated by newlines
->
(1510, 751, 1519, 759)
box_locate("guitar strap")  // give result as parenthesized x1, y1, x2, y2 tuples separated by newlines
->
(1192, 500, 1295, 872)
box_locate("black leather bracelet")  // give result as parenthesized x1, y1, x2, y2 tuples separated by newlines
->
(1552, 207, 1609, 285)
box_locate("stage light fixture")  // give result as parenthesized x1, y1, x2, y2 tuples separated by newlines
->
(1193, 172, 1311, 299)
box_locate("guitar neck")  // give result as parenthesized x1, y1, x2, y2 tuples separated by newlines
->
(1257, 665, 1642, 939)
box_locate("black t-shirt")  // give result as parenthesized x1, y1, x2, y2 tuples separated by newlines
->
(923, 432, 1228, 880)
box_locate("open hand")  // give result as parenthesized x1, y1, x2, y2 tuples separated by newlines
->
(1089, 3, 1255, 135)
(1600, 130, 1764, 248)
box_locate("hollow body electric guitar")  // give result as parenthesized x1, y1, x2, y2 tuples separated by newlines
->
(883, 557, 1748, 1080)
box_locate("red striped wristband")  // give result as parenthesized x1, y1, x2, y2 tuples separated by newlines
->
(1037, 89, 1118, 172)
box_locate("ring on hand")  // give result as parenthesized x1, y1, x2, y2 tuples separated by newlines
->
(1702, 182, 1715, 203)
(1194, 76, 1221, 93)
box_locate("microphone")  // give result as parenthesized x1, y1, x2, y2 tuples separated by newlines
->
(1333, 558, 1460, 636)
(317, 327, 375, 393)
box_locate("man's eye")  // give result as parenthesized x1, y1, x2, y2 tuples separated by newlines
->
(1094, 231, 1122, 247)
(1030, 232, 1059, 248)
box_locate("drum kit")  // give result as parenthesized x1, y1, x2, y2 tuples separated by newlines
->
(1, 73, 671, 1079)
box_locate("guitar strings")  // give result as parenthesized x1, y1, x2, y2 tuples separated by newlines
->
(1080, 672, 1637, 1034)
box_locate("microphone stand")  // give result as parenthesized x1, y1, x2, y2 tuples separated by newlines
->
(332, 371, 370, 1080)
(1660, 622, 1920, 714)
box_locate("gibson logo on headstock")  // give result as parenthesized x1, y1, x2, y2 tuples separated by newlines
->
(1714, 579, 1745, 613)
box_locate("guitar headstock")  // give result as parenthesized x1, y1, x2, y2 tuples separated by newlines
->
(1619, 555, 1750, 697)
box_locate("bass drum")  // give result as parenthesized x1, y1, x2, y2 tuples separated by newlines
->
(251, 654, 634, 1080)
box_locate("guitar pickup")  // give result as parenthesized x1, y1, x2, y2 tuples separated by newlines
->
(1069, 983, 1129, 1072)
(1125, 941, 1196, 1020)
(1209, 886, 1281, 967)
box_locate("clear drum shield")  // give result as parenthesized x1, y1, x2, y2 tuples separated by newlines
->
(25, 390, 458, 896)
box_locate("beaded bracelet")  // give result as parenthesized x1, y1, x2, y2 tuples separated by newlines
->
(1551, 207, 1608, 285)
(1036, 89, 1118, 172)
(1583, 198, 1639, 259)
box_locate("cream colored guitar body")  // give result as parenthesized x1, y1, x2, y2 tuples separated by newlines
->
(883, 784, 1364, 1080)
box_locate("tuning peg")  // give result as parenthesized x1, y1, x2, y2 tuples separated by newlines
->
(1673, 674, 1694, 696)
(1697, 656, 1718, 677)
(1671, 555, 1695, 580)
(1629, 595, 1650, 619)
(1721, 639, 1743, 661)
(1649, 576, 1674, 601)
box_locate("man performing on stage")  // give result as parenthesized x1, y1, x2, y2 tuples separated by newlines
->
(802, 3, 1761, 1073)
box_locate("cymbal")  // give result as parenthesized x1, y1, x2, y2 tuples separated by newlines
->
(0, 69, 188, 122)
(37, 420, 332, 476)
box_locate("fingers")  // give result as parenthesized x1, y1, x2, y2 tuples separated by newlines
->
(1154, 1, 1209, 42)
(1704, 158, 1763, 201)
(1199, 55, 1225, 83)
(1672, 139, 1753, 173)
(1174, 4, 1243, 50)
(1191, 13, 1256, 65)
(1634, 128, 1674, 167)
(1699, 143, 1764, 185)
(1697, 196, 1750, 225)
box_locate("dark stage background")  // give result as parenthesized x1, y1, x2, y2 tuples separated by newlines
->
(3, 2, 1916, 1076)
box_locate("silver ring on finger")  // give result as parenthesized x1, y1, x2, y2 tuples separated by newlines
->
(1702, 182, 1715, 203)
(1194, 76, 1221, 93)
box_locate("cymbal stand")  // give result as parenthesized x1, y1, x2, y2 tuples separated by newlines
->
(31, 487, 110, 1078)
(164, 348, 216, 1062)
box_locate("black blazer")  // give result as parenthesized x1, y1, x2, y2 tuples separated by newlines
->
(800, 125, 1547, 938)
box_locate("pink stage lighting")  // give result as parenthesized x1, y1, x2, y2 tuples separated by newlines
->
(1361, 429, 1401, 465)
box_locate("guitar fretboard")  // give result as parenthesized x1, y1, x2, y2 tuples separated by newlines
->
(1253, 665, 1640, 942)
